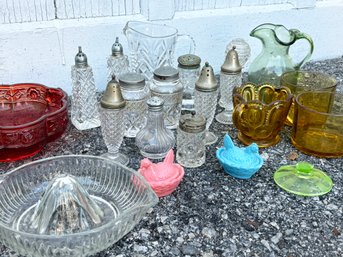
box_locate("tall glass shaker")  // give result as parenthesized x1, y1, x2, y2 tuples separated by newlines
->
(194, 62, 219, 145)
(177, 112, 206, 168)
(216, 46, 242, 124)
(150, 66, 183, 129)
(119, 73, 149, 138)
(107, 37, 129, 82)
(99, 78, 129, 165)
(136, 97, 175, 159)
(71, 46, 101, 130)
(178, 54, 201, 111)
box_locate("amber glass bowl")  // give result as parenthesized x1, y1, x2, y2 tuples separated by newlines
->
(0, 83, 68, 162)
(280, 71, 337, 126)
(232, 83, 292, 148)
(291, 91, 343, 158)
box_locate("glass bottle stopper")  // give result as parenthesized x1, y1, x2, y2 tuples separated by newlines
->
(153, 66, 179, 82)
(111, 37, 124, 57)
(178, 54, 201, 69)
(75, 46, 88, 68)
(100, 76, 126, 109)
(195, 62, 218, 92)
(179, 112, 206, 133)
(221, 46, 242, 75)
(119, 72, 145, 90)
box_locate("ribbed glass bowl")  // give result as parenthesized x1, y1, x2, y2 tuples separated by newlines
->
(0, 155, 158, 257)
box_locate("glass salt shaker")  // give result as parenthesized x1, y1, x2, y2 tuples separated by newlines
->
(177, 112, 206, 168)
(136, 97, 175, 159)
(226, 38, 251, 69)
(99, 78, 129, 165)
(119, 72, 150, 138)
(150, 66, 183, 129)
(107, 37, 129, 82)
(194, 62, 219, 145)
(216, 46, 242, 124)
(71, 46, 101, 130)
(177, 54, 201, 111)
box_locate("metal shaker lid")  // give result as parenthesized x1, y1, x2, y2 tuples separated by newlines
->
(75, 46, 88, 68)
(111, 37, 124, 57)
(179, 112, 206, 133)
(153, 66, 179, 82)
(119, 72, 146, 90)
(221, 46, 242, 74)
(178, 54, 201, 69)
(101, 77, 126, 109)
(147, 96, 164, 112)
(195, 62, 218, 92)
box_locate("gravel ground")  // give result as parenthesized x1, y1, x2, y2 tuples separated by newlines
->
(0, 57, 342, 257)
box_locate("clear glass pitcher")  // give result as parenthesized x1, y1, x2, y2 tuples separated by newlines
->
(123, 21, 196, 80)
(248, 23, 314, 85)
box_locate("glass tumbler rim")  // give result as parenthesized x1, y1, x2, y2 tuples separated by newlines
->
(280, 70, 337, 89)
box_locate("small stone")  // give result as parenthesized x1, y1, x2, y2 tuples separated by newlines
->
(188, 233, 195, 239)
(261, 239, 272, 251)
(287, 151, 298, 160)
(176, 237, 184, 243)
(202, 227, 217, 238)
(261, 152, 269, 160)
(133, 245, 148, 253)
(270, 222, 279, 230)
(326, 204, 338, 210)
(271, 232, 282, 244)
(151, 250, 159, 256)
(181, 244, 200, 256)
(242, 219, 261, 231)
(202, 251, 214, 257)
(332, 227, 341, 236)
(285, 229, 294, 236)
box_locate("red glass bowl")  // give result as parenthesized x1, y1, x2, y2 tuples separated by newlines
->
(0, 83, 68, 162)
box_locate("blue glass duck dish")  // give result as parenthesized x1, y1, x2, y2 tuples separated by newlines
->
(216, 135, 264, 179)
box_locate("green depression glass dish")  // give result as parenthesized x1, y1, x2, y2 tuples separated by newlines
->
(0, 155, 158, 257)
(273, 162, 333, 196)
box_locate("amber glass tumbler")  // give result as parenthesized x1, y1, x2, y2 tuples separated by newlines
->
(280, 71, 337, 126)
(233, 84, 292, 148)
(291, 91, 343, 158)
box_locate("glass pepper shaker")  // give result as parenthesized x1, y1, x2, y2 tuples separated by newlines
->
(216, 46, 242, 124)
(119, 72, 150, 138)
(71, 46, 101, 130)
(136, 96, 175, 159)
(177, 112, 206, 168)
(107, 37, 129, 82)
(150, 66, 183, 129)
(177, 54, 201, 111)
(194, 62, 219, 145)
(99, 77, 129, 165)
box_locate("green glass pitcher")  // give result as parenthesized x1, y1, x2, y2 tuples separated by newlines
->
(248, 23, 314, 85)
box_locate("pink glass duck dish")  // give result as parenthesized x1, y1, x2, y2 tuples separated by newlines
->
(139, 150, 184, 197)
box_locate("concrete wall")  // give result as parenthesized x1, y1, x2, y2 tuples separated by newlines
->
(0, 0, 342, 94)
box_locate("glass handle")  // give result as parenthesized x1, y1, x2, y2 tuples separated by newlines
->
(173, 34, 196, 66)
(291, 29, 314, 70)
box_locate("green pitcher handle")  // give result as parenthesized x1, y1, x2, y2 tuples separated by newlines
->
(290, 29, 314, 70)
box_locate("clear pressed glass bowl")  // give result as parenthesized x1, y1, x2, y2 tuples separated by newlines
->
(0, 83, 68, 162)
(0, 155, 158, 257)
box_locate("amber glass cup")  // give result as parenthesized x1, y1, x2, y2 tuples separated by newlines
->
(233, 84, 292, 148)
(280, 71, 337, 126)
(291, 91, 343, 158)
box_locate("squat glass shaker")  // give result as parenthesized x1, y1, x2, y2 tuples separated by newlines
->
(119, 72, 149, 138)
(150, 66, 183, 129)
(178, 54, 201, 111)
(136, 97, 175, 159)
(177, 112, 206, 168)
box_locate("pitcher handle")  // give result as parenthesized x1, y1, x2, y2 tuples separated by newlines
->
(291, 29, 314, 70)
(173, 34, 196, 65)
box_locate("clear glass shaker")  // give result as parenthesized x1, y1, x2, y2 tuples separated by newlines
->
(119, 72, 150, 138)
(150, 66, 183, 129)
(177, 112, 206, 168)
(194, 62, 219, 145)
(225, 38, 251, 69)
(177, 54, 201, 111)
(71, 46, 101, 130)
(216, 46, 242, 124)
(99, 78, 129, 165)
(107, 37, 129, 82)
(136, 97, 175, 159)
